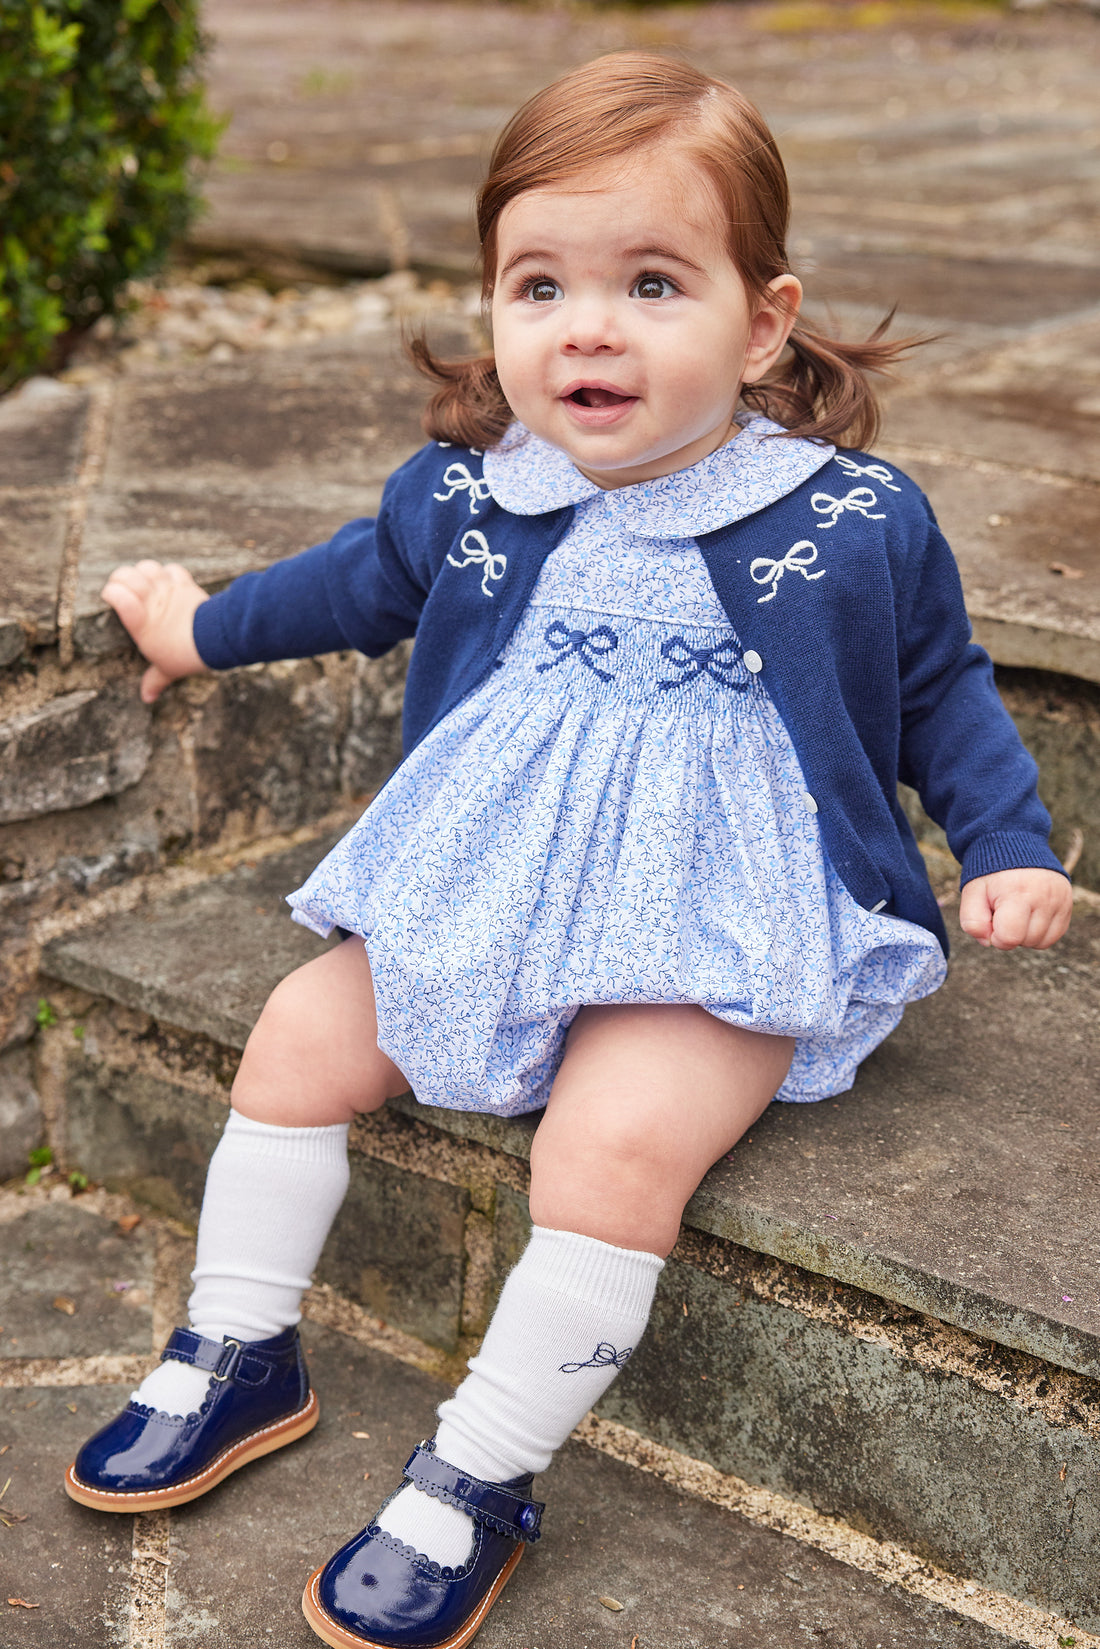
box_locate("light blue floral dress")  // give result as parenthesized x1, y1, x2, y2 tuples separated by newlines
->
(288, 420, 945, 1115)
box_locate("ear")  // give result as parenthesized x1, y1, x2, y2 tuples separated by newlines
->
(742, 273, 803, 384)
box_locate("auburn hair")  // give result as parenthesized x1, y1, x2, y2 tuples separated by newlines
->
(412, 52, 919, 452)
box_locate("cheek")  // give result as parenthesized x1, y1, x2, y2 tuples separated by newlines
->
(493, 326, 540, 401)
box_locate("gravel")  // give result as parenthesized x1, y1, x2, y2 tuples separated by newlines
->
(60, 268, 482, 383)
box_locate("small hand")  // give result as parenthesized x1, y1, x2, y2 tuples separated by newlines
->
(958, 867, 1072, 951)
(101, 560, 209, 703)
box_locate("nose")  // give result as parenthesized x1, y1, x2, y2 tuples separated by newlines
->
(560, 295, 624, 356)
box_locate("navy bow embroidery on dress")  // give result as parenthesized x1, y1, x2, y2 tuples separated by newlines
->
(559, 1343, 632, 1374)
(536, 621, 618, 682)
(657, 636, 750, 691)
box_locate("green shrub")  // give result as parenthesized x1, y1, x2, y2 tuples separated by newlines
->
(0, 0, 222, 390)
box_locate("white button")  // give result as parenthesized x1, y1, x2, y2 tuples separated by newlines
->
(743, 649, 763, 673)
(801, 792, 818, 814)
(870, 899, 887, 914)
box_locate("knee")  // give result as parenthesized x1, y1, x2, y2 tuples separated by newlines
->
(529, 1120, 685, 1255)
(231, 964, 391, 1126)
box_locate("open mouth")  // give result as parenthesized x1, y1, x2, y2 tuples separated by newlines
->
(565, 386, 634, 408)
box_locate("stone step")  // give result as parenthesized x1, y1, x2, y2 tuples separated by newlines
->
(35, 835, 1100, 1632)
(4, 1185, 1076, 1649)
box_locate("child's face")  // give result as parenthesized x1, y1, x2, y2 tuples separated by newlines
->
(490, 151, 800, 489)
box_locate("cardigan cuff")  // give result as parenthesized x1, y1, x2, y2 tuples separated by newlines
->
(192, 592, 244, 671)
(959, 831, 1068, 887)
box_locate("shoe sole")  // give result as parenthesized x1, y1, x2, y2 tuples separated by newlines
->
(63, 1388, 320, 1512)
(300, 1541, 523, 1649)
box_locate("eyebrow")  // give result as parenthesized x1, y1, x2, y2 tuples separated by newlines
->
(498, 243, 710, 281)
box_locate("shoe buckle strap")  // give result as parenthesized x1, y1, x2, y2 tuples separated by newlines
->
(161, 1328, 242, 1381)
(404, 1442, 544, 1543)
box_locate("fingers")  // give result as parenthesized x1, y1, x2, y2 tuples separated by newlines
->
(957, 880, 993, 945)
(101, 562, 194, 611)
(101, 561, 168, 637)
(960, 871, 1073, 952)
(100, 575, 147, 635)
(140, 663, 174, 704)
(99, 558, 209, 694)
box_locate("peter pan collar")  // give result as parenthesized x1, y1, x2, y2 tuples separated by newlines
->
(482, 416, 835, 536)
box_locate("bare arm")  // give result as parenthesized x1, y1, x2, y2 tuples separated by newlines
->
(101, 560, 210, 702)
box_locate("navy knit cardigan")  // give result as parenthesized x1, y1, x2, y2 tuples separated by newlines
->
(193, 439, 1063, 954)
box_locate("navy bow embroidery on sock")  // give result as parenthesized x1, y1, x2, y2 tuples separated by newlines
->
(559, 1342, 633, 1373)
(536, 621, 618, 682)
(657, 636, 749, 691)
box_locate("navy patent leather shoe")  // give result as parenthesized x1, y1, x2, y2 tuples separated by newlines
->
(302, 1440, 543, 1649)
(65, 1325, 318, 1512)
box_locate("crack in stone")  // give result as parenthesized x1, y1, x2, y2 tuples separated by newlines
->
(57, 380, 116, 668)
(128, 1508, 170, 1649)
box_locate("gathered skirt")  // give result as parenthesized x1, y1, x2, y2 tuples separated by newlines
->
(288, 601, 945, 1115)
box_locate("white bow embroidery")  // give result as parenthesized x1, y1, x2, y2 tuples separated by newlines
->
(834, 456, 901, 492)
(750, 540, 824, 603)
(812, 486, 886, 529)
(434, 462, 492, 514)
(446, 529, 507, 597)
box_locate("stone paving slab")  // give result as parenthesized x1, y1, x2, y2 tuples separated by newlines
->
(72, 329, 471, 655)
(196, 2, 1100, 283)
(0, 1198, 1044, 1648)
(0, 1384, 135, 1643)
(42, 836, 342, 1051)
(39, 836, 1100, 1380)
(878, 453, 1100, 681)
(0, 1201, 154, 1359)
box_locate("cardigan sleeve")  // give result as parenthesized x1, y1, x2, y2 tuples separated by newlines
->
(893, 504, 1064, 886)
(193, 472, 433, 670)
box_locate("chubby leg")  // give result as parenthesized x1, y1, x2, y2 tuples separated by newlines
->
(378, 1006, 793, 1566)
(232, 933, 409, 1125)
(531, 1003, 794, 1254)
(144, 937, 408, 1412)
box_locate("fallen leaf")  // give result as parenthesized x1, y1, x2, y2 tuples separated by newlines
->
(351, 1431, 371, 1439)
(0, 1446, 9, 1456)
(631, 1639, 639, 1649)
(598, 1596, 623, 1611)
(117, 1214, 142, 1234)
(362, 1471, 371, 1481)
(1049, 561, 1085, 579)
(52, 1296, 76, 1316)
(1060, 1463, 1068, 1482)
(7, 1598, 40, 1609)
(66, 1403, 78, 1414)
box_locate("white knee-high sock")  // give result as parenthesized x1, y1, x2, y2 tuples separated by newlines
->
(378, 1226, 663, 1566)
(132, 1111, 349, 1416)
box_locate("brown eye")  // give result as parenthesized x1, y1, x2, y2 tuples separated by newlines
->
(633, 274, 674, 300)
(527, 279, 561, 302)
